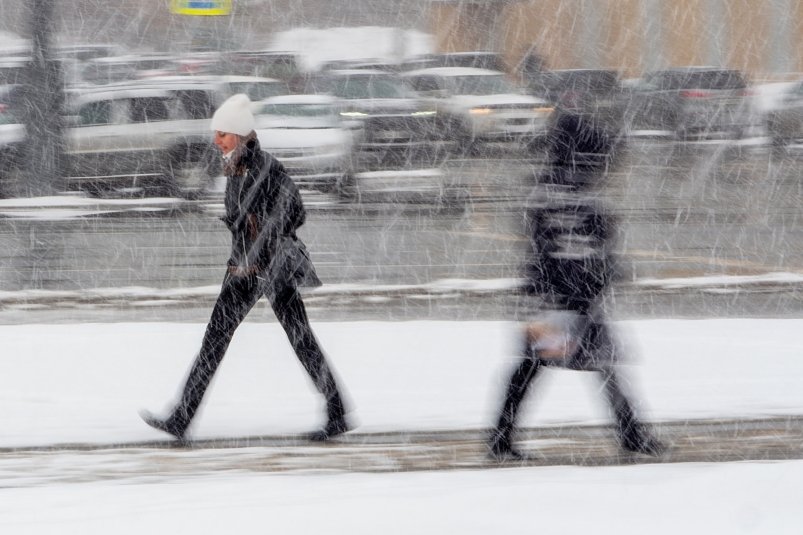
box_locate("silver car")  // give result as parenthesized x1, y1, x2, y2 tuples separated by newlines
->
(62, 83, 220, 198)
(404, 67, 553, 154)
(254, 94, 354, 192)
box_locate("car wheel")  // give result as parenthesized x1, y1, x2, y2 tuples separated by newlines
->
(166, 144, 219, 200)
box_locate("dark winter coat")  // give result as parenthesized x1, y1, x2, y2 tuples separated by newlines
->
(520, 165, 623, 370)
(221, 137, 321, 288)
(522, 168, 618, 315)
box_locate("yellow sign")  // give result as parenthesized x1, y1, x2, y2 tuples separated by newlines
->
(171, 0, 232, 16)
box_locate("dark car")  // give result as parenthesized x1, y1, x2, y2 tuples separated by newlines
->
(765, 79, 803, 146)
(629, 67, 754, 139)
(310, 69, 448, 169)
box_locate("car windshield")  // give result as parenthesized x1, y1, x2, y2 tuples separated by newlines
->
(228, 82, 287, 101)
(257, 102, 339, 127)
(650, 70, 747, 90)
(330, 76, 410, 99)
(448, 74, 518, 95)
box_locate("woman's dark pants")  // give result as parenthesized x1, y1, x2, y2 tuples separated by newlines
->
(167, 272, 345, 433)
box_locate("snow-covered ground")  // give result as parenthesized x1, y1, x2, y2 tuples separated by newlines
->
(1, 319, 802, 532)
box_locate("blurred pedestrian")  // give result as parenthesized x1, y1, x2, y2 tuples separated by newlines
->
(142, 94, 351, 442)
(488, 112, 663, 461)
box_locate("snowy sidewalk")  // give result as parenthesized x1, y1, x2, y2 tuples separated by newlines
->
(2, 318, 803, 534)
(1, 319, 801, 448)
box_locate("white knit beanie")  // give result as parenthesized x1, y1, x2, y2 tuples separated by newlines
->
(210, 93, 255, 136)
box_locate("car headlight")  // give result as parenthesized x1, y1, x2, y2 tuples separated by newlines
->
(411, 110, 437, 116)
(340, 111, 369, 118)
(533, 106, 555, 114)
(469, 107, 493, 115)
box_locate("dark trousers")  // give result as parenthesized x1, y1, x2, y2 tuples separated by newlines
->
(168, 272, 345, 432)
(494, 320, 642, 445)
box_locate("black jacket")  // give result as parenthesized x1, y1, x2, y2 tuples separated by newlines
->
(222, 138, 320, 287)
(522, 167, 618, 314)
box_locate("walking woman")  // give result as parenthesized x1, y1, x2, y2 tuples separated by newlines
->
(142, 94, 350, 442)
(488, 113, 663, 460)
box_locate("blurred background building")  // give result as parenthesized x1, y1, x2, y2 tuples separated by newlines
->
(432, 0, 803, 79)
(0, 0, 800, 79)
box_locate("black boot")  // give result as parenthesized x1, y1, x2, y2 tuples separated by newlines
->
(488, 345, 541, 461)
(140, 410, 188, 441)
(600, 366, 665, 457)
(309, 392, 351, 442)
(620, 424, 665, 457)
(487, 429, 532, 461)
(308, 416, 350, 442)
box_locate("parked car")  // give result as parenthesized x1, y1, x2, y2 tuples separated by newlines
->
(629, 66, 754, 139)
(309, 69, 448, 169)
(61, 82, 220, 197)
(253, 94, 354, 193)
(403, 66, 553, 153)
(765, 79, 803, 146)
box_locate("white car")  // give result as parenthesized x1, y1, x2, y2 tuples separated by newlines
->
(254, 94, 354, 192)
(404, 67, 554, 152)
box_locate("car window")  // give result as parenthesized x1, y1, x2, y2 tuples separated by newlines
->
(256, 58, 299, 79)
(131, 97, 169, 123)
(408, 76, 441, 92)
(228, 81, 287, 101)
(175, 90, 215, 120)
(330, 76, 409, 99)
(449, 74, 517, 95)
(0, 104, 18, 125)
(78, 100, 112, 126)
(649, 70, 746, 90)
(0, 64, 27, 85)
(559, 72, 619, 92)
